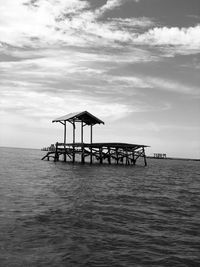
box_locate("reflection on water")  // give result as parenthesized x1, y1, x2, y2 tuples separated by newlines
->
(0, 147, 200, 266)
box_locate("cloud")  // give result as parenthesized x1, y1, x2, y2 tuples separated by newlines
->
(1, 0, 199, 56)
(0, 0, 152, 49)
(0, 45, 159, 88)
(135, 25, 200, 54)
(108, 17, 155, 30)
(96, 0, 141, 16)
(0, 47, 172, 124)
(0, 0, 91, 47)
(0, 1, 199, 122)
(96, 0, 140, 16)
(98, 0, 123, 13)
(145, 77, 200, 96)
(1, 45, 199, 105)
(0, 83, 133, 123)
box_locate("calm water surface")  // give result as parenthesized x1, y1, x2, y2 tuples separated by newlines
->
(0, 147, 200, 266)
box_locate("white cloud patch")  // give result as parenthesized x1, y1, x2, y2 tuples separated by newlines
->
(0, 0, 91, 47)
(0, 84, 132, 123)
(96, 0, 140, 16)
(135, 25, 200, 54)
(108, 17, 155, 30)
(98, 0, 123, 13)
(0, 0, 199, 56)
(146, 77, 200, 96)
(0, 0, 152, 49)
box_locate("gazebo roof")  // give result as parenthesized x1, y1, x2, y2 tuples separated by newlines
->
(52, 111, 104, 125)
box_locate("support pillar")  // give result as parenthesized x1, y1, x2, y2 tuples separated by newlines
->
(90, 146, 93, 164)
(143, 147, 147, 166)
(90, 125, 93, 164)
(125, 149, 128, 165)
(81, 121, 84, 143)
(81, 121, 85, 163)
(132, 151, 135, 165)
(99, 147, 103, 164)
(73, 121, 75, 163)
(81, 144, 85, 164)
(64, 121, 66, 162)
(108, 147, 111, 164)
(54, 142, 58, 162)
(116, 148, 119, 165)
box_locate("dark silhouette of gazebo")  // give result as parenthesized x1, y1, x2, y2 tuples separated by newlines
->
(42, 111, 148, 166)
(52, 110, 104, 146)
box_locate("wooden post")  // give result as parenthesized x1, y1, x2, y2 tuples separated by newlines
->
(73, 121, 75, 163)
(108, 147, 111, 164)
(90, 145, 93, 164)
(73, 121, 75, 144)
(116, 148, 119, 165)
(99, 147, 103, 164)
(90, 125, 93, 164)
(132, 151, 135, 165)
(127, 152, 130, 165)
(82, 144, 85, 164)
(54, 142, 58, 162)
(143, 147, 147, 166)
(90, 124, 93, 144)
(81, 121, 84, 143)
(81, 121, 84, 163)
(64, 121, 66, 162)
(126, 149, 130, 165)
(121, 150, 124, 164)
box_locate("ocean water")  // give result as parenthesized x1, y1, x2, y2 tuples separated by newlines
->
(0, 147, 200, 267)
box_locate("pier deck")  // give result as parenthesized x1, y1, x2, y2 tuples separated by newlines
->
(42, 142, 148, 166)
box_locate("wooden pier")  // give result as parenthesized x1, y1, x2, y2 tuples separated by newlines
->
(42, 111, 148, 166)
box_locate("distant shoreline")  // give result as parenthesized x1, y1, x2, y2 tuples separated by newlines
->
(147, 156, 200, 162)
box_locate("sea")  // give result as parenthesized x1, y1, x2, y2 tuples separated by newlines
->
(0, 147, 200, 267)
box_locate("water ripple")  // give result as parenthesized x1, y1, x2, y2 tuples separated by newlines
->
(0, 148, 200, 266)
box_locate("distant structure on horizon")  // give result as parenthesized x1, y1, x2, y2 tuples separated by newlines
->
(154, 153, 167, 159)
(42, 111, 149, 166)
(41, 144, 55, 151)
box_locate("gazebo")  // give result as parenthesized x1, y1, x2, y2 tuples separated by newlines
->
(52, 111, 104, 145)
(42, 111, 148, 166)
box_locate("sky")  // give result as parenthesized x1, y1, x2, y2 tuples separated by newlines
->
(0, 0, 200, 158)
